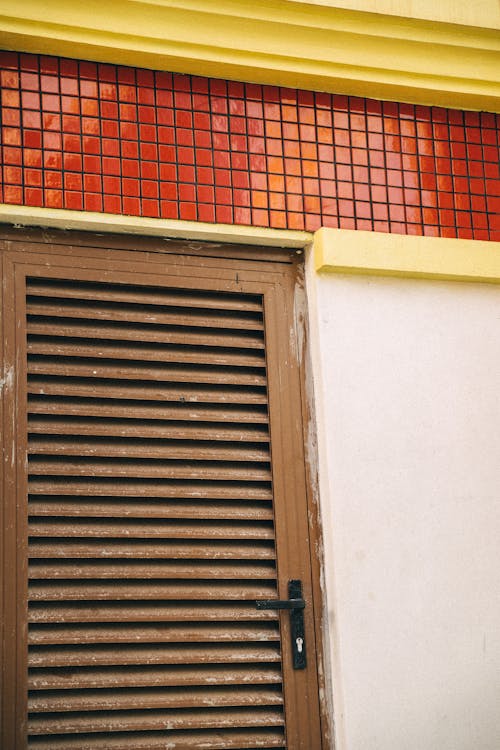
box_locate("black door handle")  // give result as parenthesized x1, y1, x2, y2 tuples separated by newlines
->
(255, 579, 307, 669)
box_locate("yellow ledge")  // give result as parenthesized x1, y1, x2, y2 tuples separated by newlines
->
(314, 228, 500, 284)
(0, 203, 312, 248)
(0, 0, 499, 111)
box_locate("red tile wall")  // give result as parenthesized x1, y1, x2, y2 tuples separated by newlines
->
(1, 51, 499, 240)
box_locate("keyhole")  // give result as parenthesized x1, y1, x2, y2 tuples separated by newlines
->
(296, 636, 304, 654)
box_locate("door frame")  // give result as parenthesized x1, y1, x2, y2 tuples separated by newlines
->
(0, 221, 333, 749)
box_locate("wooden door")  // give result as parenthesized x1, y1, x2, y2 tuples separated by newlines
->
(0, 228, 325, 749)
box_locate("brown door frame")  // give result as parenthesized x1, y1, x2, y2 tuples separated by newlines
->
(0, 225, 331, 749)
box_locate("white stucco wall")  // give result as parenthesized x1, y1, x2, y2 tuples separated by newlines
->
(306, 262, 500, 750)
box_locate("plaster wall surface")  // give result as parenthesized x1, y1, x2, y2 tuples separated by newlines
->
(306, 265, 500, 749)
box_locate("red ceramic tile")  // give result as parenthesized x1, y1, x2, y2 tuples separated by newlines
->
(158, 127, 174, 144)
(403, 171, 419, 189)
(159, 200, 177, 219)
(45, 188, 63, 208)
(338, 198, 354, 217)
(3, 109, 20, 128)
(352, 148, 368, 166)
(177, 183, 195, 202)
(141, 198, 160, 219)
(160, 182, 178, 201)
(81, 117, 101, 135)
(3, 165, 22, 184)
(102, 195, 122, 213)
(139, 143, 158, 161)
(372, 203, 388, 221)
(1, 69, 19, 88)
(319, 162, 335, 180)
(121, 159, 139, 177)
(233, 206, 251, 224)
(40, 75, 59, 93)
(178, 165, 196, 183)
(304, 213, 321, 231)
(39, 56, 58, 76)
(102, 157, 120, 175)
(64, 170, 83, 192)
(230, 120, 246, 139)
(321, 195, 337, 215)
(321, 181, 336, 199)
(63, 134, 82, 152)
(2, 127, 21, 146)
(337, 182, 353, 199)
(196, 149, 213, 168)
(354, 183, 370, 201)
(24, 187, 43, 205)
(138, 88, 155, 106)
(389, 204, 405, 221)
(198, 204, 216, 223)
(21, 110, 41, 129)
(299, 124, 316, 142)
(216, 205, 233, 223)
(24, 168, 42, 186)
(102, 120, 119, 138)
(64, 191, 83, 210)
(215, 186, 232, 205)
(353, 166, 369, 183)
(196, 167, 215, 185)
(371, 185, 387, 202)
(233, 189, 250, 207)
(138, 106, 155, 124)
(120, 103, 137, 121)
(405, 206, 422, 223)
(84, 173, 101, 192)
(197, 185, 214, 203)
(21, 90, 40, 110)
(42, 113, 61, 132)
(3, 51, 499, 237)
(355, 201, 372, 219)
(298, 108, 315, 127)
(231, 171, 248, 190)
(213, 133, 230, 151)
(82, 193, 102, 212)
(3, 185, 23, 203)
(177, 129, 194, 147)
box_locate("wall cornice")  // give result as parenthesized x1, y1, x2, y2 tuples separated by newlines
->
(314, 228, 500, 283)
(0, 0, 499, 111)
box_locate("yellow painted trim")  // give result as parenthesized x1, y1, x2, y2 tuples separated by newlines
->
(314, 228, 500, 284)
(0, 0, 499, 111)
(294, 0, 500, 30)
(0, 204, 312, 248)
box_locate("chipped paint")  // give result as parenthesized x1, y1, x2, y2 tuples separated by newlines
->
(0, 365, 14, 392)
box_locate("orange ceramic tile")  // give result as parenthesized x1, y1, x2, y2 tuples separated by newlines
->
(2, 51, 499, 239)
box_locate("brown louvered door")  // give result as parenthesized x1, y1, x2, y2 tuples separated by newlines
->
(0, 230, 325, 750)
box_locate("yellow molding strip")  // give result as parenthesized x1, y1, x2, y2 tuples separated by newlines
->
(0, 0, 499, 112)
(3, 206, 499, 281)
(314, 228, 500, 284)
(0, 204, 312, 248)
